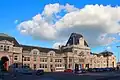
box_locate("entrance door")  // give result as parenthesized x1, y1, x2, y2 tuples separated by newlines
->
(112, 62, 114, 68)
(75, 64, 79, 71)
(86, 64, 89, 69)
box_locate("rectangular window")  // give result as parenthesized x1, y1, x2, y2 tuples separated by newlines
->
(14, 56, 18, 60)
(55, 59, 61, 62)
(24, 57, 30, 61)
(40, 64, 45, 68)
(24, 64, 30, 68)
(44, 58, 47, 62)
(50, 59, 52, 62)
(0, 45, 3, 50)
(27, 57, 30, 61)
(39, 64, 42, 68)
(34, 64, 36, 69)
(59, 64, 61, 67)
(4, 46, 6, 51)
(45, 64, 47, 68)
(69, 59, 72, 62)
(6, 46, 9, 51)
(24, 57, 26, 61)
(34, 56, 37, 61)
(69, 64, 71, 68)
(55, 59, 62, 62)
(40, 58, 47, 62)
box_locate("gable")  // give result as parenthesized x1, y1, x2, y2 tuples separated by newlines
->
(65, 33, 89, 47)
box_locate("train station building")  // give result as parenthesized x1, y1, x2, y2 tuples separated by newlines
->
(0, 33, 117, 72)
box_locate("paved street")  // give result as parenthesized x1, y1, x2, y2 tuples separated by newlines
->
(1, 71, 120, 80)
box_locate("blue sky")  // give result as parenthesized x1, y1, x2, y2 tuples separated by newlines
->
(0, 0, 120, 61)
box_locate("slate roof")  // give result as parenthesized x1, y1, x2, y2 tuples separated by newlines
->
(20, 33, 89, 53)
(0, 33, 20, 46)
(0, 33, 90, 53)
(99, 51, 113, 57)
(61, 47, 73, 52)
(91, 51, 113, 57)
(65, 33, 89, 47)
(20, 44, 62, 53)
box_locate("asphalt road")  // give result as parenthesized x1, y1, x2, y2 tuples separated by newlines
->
(1, 71, 120, 80)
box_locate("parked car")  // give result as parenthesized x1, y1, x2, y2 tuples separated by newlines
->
(104, 68, 111, 71)
(55, 67, 65, 72)
(81, 69, 87, 73)
(87, 68, 96, 72)
(36, 69, 44, 75)
(64, 69, 73, 72)
(97, 68, 104, 72)
(74, 69, 87, 74)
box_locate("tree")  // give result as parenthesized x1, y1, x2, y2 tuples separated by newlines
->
(0, 56, 9, 72)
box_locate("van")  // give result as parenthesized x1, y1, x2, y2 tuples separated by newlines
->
(55, 67, 65, 72)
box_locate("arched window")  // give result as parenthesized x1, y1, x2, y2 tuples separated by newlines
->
(48, 51, 55, 56)
(31, 49, 39, 55)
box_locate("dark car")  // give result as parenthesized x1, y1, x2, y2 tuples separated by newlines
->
(64, 69, 73, 72)
(36, 69, 44, 75)
(94, 68, 103, 72)
(81, 69, 87, 73)
(95, 68, 104, 72)
(74, 69, 87, 74)
(87, 68, 95, 72)
(105, 68, 112, 71)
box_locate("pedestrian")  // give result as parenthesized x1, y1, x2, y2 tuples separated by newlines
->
(117, 66, 119, 70)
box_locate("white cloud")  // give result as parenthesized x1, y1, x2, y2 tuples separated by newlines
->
(97, 33, 116, 46)
(64, 3, 79, 12)
(52, 40, 67, 49)
(17, 3, 120, 48)
(42, 3, 62, 17)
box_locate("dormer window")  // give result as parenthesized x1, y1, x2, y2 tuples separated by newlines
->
(0, 45, 3, 50)
(48, 51, 55, 56)
(33, 51, 37, 55)
(4, 45, 9, 51)
(50, 53, 53, 56)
